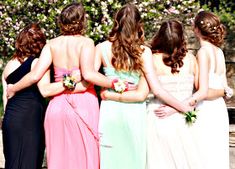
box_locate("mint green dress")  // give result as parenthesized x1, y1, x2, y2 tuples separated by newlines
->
(99, 52, 147, 169)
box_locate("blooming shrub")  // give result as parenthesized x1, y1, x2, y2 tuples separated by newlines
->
(0, 0, 201, 61)
(0, 0, 234, 61)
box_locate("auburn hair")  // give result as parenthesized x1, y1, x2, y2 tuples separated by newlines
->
(108, 3, 145, 73)
(194, 11, 226, 47)
(13, 23, 46, 63)
(151, 20, 187, 74)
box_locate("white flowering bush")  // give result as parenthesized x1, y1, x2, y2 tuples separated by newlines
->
(0, 0, 201, 62)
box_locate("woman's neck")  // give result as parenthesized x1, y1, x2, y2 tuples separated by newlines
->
(199, 39, 213, 48)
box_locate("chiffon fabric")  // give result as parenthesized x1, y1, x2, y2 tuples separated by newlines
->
(147, 75, 203, 169)
(44, 67, 100, 169)
(2, 56, 46, 169)
(193, 48, 229, 169)
(99, 51, 147, 169)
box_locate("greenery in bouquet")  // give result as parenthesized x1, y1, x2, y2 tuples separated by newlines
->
(184, 110, 197, 125)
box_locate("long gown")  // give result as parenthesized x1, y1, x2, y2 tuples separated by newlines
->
(193, 48, 229, 169)
(44, 67, 100, 169)
(2, 56, 46, 169)
(99, 53, 147, 169)
(147, 75, 203, 169)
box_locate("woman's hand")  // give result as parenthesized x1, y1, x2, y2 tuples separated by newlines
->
(154, 105, 177, 118)
(71, 69, 81, 83)
(100, 89, 108, 100)
(6, 84, 15, 99)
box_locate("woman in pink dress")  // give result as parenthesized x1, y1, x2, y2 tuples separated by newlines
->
(6, 3, 114, 169)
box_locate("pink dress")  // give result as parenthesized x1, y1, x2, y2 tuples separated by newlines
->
(44, 67, 100, 169)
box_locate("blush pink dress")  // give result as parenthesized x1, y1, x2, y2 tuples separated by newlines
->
(44, 67, 100, 169)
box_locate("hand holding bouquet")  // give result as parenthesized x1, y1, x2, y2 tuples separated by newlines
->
(111, 79, 128, 93)
(63, 74, 77, 91)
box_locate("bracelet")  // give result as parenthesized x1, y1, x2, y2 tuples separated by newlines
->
(224, 86, 234, 99)
(63, 74, 77, 91)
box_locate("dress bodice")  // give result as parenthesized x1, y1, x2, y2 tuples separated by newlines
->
(6, 56, 43, 100)
(101, 45, 141, 87)
(147, 75, 194, 104)
(103, 67, 140, 86)
(206, 47, 225, 89)
(54, 66, 81, 82)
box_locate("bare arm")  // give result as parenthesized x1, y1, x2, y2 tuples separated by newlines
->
(7, 44, 53, 97)
(2, 72, 7, 112)
(37, 69, 90, 97)
(142, 47, 192, 112)
(101, 76, 149, 102)
(37, 69, 65, 97)
(206, 89, 224, 100)
(190, 48, 209, 103)
(80, 39, 112, 88)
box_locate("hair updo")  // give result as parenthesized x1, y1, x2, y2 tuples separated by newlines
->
(194, 11, 226, 47)
(13, 23, 46, 63)
(58, 3, 86, 35)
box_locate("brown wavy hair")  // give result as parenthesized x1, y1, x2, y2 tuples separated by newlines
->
(12, 23, 46, 63)
(108, 3, 145, 73)
(150, 20, 187, 74)
(194, 11, 226, 47)
(58, 3, 86, 35)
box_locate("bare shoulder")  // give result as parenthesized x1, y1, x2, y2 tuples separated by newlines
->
(197, 46, 210, 56)
(31, 58, 39, 70)
(141, 45, 152, 58)
(3, 59, 21, 79)
(141, 45, 151, 52)
(96, 40, 110, 47)
(185, 52, 196, 61)
(81, 36, 94, 45)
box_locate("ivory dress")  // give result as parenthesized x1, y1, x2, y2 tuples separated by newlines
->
(193, 48, 229, 169)
(147, 75, 202, 169)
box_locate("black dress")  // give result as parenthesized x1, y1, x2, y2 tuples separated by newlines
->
(2, 56, 46, 169)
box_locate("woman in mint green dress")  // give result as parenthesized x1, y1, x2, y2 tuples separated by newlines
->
(95, 4, 149, 169)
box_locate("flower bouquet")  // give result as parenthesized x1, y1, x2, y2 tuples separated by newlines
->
(63, 74, 77, 91)
(112, 79, 128, 93)
(184, 110, 197, 125)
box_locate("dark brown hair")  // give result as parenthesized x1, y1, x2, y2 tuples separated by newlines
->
(58, 3, 86, 35)
(194, 11, 226, 47)
(13, 23, 46, 63)
(150, 20, 187, 74)
(108, 3, 144, 73)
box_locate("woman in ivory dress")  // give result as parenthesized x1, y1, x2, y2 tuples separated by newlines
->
(145, 20, 203, 169)
(188, 11, 232, 169)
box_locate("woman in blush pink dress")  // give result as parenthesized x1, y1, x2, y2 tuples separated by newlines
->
(6, 3, 114, 169)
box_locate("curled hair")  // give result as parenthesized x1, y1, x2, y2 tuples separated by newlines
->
(13, 23, 46, 63)
(194, 11, 226, 47)
(150, 20, 187, 74)
(108, 3, 145, 73)
(58, 3, 86, 35)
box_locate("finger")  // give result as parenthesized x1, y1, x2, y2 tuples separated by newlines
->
(155, 112, 165, 117)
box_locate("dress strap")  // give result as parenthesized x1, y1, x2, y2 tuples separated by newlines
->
(101, 45, 111, 67)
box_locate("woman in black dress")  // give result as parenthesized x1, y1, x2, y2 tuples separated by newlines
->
(1, 23, 47, 169)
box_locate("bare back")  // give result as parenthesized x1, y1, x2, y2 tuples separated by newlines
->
(49, 35, 92, 70)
